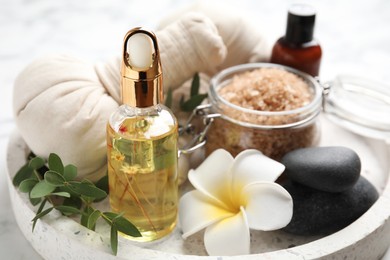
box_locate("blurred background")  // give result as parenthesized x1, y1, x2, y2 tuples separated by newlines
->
(1, 0, 389, 258)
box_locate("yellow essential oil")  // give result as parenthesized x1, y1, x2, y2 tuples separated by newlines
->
(108, 28, 179, 242)
(107, 114, 178, 242)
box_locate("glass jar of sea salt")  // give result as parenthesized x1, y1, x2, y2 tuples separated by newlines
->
(204, 63, 323, 160)
(181, 63, 390, 161)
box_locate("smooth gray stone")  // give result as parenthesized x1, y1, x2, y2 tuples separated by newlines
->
(281, 177, 379, 236)
(281, 146, 361, 193)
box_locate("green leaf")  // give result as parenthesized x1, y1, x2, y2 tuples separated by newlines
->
(37, 198, 47, 214)
(110, 224, 118, 256)
(102, 212, 121, 226)
(165, 88, 173, 108)
(32, 198, 47, 230)
(55, 205, 82, 216)
(103, 212, 141, 237)
(190, 73, 200, 97)
(48, 153, 64, 174)
(30, 198, 47, 214)
(19, 178, 38, 193)
(63, 164, 77, 181)
(44, 170, 65, 186)
(31, 173, 40, 181)
(80, 195, 94, 205)
(32, 207, 53, 221)
(51, 191, 71, 198)
(59, 185, 81, 199)
(87, 210, 101, 230)
(81, 179, 94, 185)
(13, 163, 33, 186)
(29, 196, 42, 206)
(103, 211, 121, 221)
(80, 206, 94, 227)
(180, 93, 208, 112)
(28, 157, 45, 170)
(114, 215, 142, 237)
(95, 174, 109, 196)
(30, 181, 56, 198)
(70, 182, 107, 200)
(32, 207, 53, 231)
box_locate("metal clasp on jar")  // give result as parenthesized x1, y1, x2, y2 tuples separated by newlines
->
(318, 77, 332, 110)
(178, 104, 220, 155)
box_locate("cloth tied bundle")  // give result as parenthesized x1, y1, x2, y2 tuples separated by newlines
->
(13, 4, 269, 182)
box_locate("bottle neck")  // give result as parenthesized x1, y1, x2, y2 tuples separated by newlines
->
(121, 76, 163, 108)
(284, 5, 316, 45)
(279, 37, 319, 49)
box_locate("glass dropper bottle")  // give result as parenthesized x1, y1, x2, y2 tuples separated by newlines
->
(106, 28, 179, 242)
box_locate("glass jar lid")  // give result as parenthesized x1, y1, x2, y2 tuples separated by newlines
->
(324, 75, 390, 140)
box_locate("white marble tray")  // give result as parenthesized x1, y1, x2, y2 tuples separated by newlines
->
(6, 116, 390, 259)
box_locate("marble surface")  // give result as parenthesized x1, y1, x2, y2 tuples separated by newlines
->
(1, 0, 390, 259)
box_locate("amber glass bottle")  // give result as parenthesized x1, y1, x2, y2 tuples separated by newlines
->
(271, 4, 322, 77)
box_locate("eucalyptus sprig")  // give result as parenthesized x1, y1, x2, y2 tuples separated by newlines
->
(180, 73, 208, 112)
(165, 73, 208, 111)
(13, 152, 141, 255)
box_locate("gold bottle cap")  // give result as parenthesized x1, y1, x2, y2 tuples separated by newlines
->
(121, 28, 163, 108)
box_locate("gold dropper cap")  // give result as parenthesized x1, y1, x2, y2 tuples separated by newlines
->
(121, 27, 163, 108)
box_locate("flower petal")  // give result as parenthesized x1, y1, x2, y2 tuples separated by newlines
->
(241, 182, 293, 231)
(188, 149, 234, 209)
(204, 207, 250, 256)
(179, 190, 234, 239)
(231, 149, 285, 195)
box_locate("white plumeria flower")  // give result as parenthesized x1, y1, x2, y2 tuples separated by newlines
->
(179, 149, 293, 256)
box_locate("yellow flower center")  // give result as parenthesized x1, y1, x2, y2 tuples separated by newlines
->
(111, 150, 125, 162)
